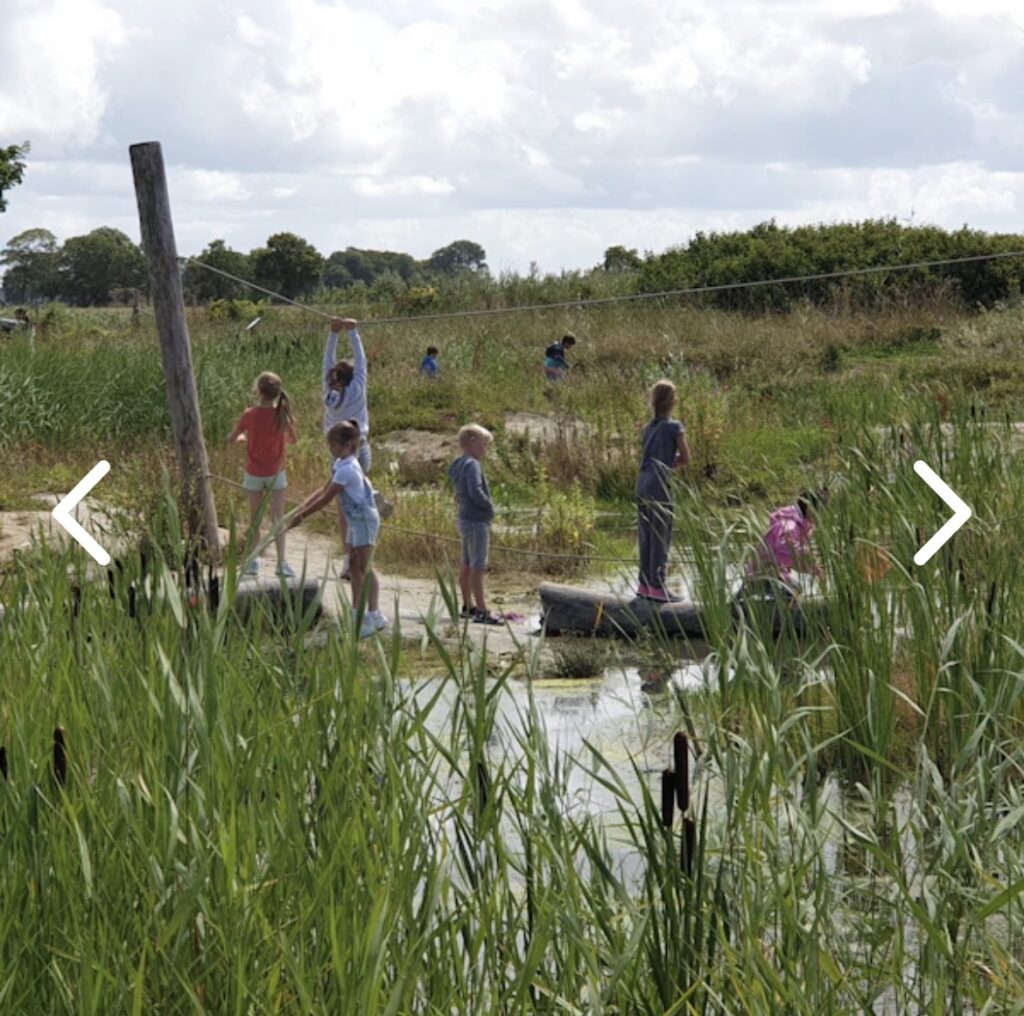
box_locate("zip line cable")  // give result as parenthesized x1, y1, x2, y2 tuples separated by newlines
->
(180, 249, 1024, 328)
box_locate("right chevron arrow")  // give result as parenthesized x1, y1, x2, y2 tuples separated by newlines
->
(913, 460, 972, 566)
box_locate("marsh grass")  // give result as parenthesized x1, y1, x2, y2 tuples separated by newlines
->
(4, 473, 1024, 1010)
(6, 301, 1024, 1009)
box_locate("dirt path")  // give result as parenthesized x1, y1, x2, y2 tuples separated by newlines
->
(1, 501, 546, 660)
(251, 526, 543, 658)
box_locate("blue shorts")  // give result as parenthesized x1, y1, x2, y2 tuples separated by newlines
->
(344, 501, 380, 549)
(458, 521, 491, 569)
(243, 470, 286, 492)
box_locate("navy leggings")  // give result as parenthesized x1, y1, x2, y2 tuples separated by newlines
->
(637, 497, 674, 592)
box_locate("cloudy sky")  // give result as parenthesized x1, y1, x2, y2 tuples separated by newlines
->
(2, 0, 1024, 273)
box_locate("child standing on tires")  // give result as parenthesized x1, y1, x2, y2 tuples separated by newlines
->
(228, 371, 297, 578)
(448, 424, 501, 625)
(636, 379, 690, 601)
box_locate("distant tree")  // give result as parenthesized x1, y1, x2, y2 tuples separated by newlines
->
(59, 227, 147, 306)
(183, 239, 252, 302)
(426, 239, 488, 276)
(1, 227, 61, 302)
(324, 247, 417, 289)
(0, 141, 29, 213)
(602, 245, 642, 272)
(250, 232, 323, 299)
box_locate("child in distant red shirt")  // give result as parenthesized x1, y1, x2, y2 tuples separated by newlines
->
(228, 372, 298, 577)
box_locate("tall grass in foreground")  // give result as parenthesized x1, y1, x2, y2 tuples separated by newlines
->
(5, 459, 1024, 1011)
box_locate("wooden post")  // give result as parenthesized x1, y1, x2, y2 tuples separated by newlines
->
(129, 142, 219, 552)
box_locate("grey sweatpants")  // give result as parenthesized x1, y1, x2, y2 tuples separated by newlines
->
(637, 496, 674, 592)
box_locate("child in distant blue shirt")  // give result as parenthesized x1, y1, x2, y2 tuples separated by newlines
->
(544, 333, 576, 381)
(420, 346, 440, 377)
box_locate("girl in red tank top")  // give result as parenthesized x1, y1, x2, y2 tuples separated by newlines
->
(228, 372, 298, 577)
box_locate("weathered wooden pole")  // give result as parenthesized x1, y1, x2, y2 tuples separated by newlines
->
(129, 142, 219, 552)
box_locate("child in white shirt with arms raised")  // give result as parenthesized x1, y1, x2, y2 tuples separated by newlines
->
(289, 419, 387, 639)
(323, 317, 370, 577)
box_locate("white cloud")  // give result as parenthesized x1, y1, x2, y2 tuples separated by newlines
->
(2, 0, 1024, 271)
(0, 0, 128, 142)
(353, 175, 456, 197)
(185, 170, 252, 202)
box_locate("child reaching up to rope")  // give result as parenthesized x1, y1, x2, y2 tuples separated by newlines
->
(288, 420, 388, 639)
(228, 372, 297, 577)
(323, 316, 370, 579)
(448, 424, 501, 625)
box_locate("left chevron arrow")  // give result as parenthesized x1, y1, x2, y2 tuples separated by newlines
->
(51, 461, 111, 565)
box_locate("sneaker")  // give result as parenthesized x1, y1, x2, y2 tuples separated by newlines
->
(243, 558, 260, 576)
(368, 610, 389, 632)
(459, 604, 474, 619)
(276, 561, 296, 578)
(637, 584, 680, 602)
(472, 610, 503, 626)
(358, 618, 377, 638)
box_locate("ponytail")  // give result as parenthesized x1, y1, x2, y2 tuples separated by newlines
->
(254, 371, 294, 433)
(275, 389, 294, 433)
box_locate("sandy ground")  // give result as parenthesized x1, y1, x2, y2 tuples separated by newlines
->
(254, 524, 544, 659)
(0, 497, 547, 660)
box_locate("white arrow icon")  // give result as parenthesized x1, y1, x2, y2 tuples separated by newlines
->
(52, 461, 111, 566)
(913, 460, 972, 566)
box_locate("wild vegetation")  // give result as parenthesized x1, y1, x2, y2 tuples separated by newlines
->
(4, 281, 1024, 1010)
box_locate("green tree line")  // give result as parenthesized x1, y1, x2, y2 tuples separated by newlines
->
(0, 227, 489, 308)
(4, 219, 1024, 312)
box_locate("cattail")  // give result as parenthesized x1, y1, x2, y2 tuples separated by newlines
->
(661, 769, 675, 827)
(673, 731, 689, 814)
(53, 727, 67, 788)
(681, 817, 696, 876)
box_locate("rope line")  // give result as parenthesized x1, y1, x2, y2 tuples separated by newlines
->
(205, 471, 679, 567)
(180, 249, 1024, 328)
(180, 257, 334, 321)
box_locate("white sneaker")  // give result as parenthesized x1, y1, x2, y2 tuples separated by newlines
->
(276, 561, 296, 578)
(358, 611, 389, 637)
(243, 558, 260, 576)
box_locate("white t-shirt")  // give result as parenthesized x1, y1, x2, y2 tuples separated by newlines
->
(331, 454, 374, 509)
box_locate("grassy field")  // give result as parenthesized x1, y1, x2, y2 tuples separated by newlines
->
(4, 299, 1024, 1011)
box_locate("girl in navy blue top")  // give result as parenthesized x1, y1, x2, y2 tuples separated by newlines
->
(636, 379, 691, 600)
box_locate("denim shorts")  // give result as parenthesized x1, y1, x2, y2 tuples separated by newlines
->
(243, 470, 286, 492)
(344, 501, 380, 549)
(458, 521, 491, 569)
